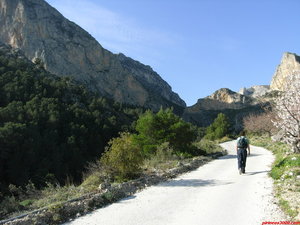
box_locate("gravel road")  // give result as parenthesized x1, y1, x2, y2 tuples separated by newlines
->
(64, 140, 286, 225)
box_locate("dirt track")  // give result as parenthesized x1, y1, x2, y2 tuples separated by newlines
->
(64, 141, 286, 225)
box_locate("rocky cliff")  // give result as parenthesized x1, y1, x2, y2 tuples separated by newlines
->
(0, 0, 185, 110)
(186, 88, 257, 112)
(183, 88, 265, 129)
(270, 52, 300, 91)
(239, 85, 270, 98)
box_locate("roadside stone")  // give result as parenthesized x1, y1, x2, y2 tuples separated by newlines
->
(98, 182, 111, 191)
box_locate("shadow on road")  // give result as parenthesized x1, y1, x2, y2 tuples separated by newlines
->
(247, 154, 260, 157)
(217, 153, 260, 160)
(158, 179, 233, 187)
(122, 196, 137, 201)
(245, 170, 270, 176)
(217, 154, 236, 160)
(117, 195, 137, 204)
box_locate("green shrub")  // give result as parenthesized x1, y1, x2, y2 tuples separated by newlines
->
(143, 142, 179, 170)
(204, 113, 230, 140)
(80, 172, 103, 192)
(19, 199, 34, 207)
(280, 156, 300, 167)
(0, 196, 20, 216)
(270, 166, 285, 180)
(153, 142, 175, 162)
(134, 109, 197, 156)
(249, 135, 289, 154)
(102, 191, 115, 202)
(271, 155, 300, 180)
(218, 136, 233, 143)
(279, 198, 298, 218)
(101, 132, 143, 181)
(196, 127, 206, 141)
(194, 139, 223, 154)
(81, 161, 106, 191)
(32, 184, 79, 209)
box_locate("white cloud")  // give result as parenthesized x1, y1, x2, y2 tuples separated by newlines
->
(47, 0, 179, 68)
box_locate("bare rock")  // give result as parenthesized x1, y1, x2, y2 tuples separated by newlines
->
(239, 85, 270, 98)
(0, 0, 185, 111)
(182, 88, 265, 128)
(98, 182, 111, 191)
(270, 52, 300, 91)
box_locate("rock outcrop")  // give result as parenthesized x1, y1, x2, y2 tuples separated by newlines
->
(0, 41, 30, 63)
(187, 88, 256, 112)
(0, 0, 185, 110)
(239, 85, 270, 98)
(183, 88, 264, 129)
(270, 52, 300, 91)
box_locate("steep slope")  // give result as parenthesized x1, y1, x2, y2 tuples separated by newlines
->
(183, 88, 265, 129)
(0, 0, 185, 110)
(270, 52, 300, 91)
(0, 42, 142, 191)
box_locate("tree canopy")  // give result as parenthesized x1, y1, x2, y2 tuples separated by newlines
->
(134, 108, 197, 156)
(204, 113, 230, 140)
(0, 48, 142, 191)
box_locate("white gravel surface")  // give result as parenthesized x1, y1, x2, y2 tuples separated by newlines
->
(64, 141, 286, 225)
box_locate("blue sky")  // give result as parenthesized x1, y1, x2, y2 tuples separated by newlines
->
(46, 0, 300, 106)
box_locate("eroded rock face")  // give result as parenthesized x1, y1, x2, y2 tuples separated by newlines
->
(270, 52, 300, 91)
(239, 85, 270, 98)
(0, 0, 185, 110)
(190, 88, 255, 111)
(183, 88, 264, 128)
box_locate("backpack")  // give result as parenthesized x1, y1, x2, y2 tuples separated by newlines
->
(237, 136, 248, 148)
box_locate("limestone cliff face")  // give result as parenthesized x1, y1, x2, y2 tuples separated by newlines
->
(183, 88, 263, 128)
(188, 88, 255, 112)
(270, 52, 300, 91)
(0, 0, 185, 110)
(239, 85, 270, 98)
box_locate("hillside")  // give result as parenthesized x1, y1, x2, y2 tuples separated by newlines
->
(0, 0, 185, 111)
(0, 42, 142, 192)
(0, 1, 299, 223)
(182, 88, 268, 130)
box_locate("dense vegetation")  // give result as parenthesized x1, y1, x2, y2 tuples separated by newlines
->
(0, 46, 229, 219)
(134, 109, 198, 156)
(100, 109, 202, 181)
(204, 113, 230, 140)
(101, 132, 144, 181)
(0, 47, 143, 193)
(0, 101, 224, 219)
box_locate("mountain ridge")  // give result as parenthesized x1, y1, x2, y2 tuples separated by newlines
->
(1, 0, 298, 126)
(0, 0, 185, 111)
(182, 87, 268, 129)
